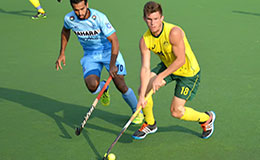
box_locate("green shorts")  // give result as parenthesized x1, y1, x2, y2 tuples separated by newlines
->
(151, 62, 200, 101)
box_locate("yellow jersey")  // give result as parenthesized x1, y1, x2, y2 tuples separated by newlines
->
(143, 21, 200, 77)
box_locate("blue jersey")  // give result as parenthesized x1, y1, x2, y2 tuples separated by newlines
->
(64, 8, 115, 53)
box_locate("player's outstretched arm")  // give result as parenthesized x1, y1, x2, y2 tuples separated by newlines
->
(56, 26, 71, 71)
(107, 32, 119, 78)
(138, 37, 151, 108)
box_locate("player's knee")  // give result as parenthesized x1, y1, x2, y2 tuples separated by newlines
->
(87, 85, 98, 93)
(84, 75, 99, 93)
(85, 80, 98, 93)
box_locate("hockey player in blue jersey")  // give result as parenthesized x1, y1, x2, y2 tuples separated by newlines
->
(55, 0, 143, 124)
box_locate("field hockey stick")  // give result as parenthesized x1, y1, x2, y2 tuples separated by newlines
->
(103, 90, 154, 159)
(75, 75, 113, 136)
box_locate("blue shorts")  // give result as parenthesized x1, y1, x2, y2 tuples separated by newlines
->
(80, 50, 127, 79)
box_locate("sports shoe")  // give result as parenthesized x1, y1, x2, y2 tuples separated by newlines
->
(132, 112, 144, 125)
(100, 81, 110, 106)
(32, 12, 47, 20)
(200, 111, 216, 139)
(132, 121, 157, 140)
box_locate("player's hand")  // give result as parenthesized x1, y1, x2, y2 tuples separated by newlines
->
(109, 65, 118, 78)
(152, 75, 165, 93)
(137, 96, 147, 109)
(55, 54, 66, 71)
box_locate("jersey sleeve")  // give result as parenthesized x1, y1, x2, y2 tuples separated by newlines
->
(64, 15, 72, 29)
(98, 13, 115, 37)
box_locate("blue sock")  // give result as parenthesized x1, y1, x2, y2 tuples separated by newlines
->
(91, 81, 106, 94)
(122, 88, 140, 113)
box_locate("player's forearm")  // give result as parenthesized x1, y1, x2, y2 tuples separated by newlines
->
(59, 27, 70, 55)
(159, 56, 185, 78)
(110, 52, 118, 67)
(107, 32, 119, 66)
(110, 41, 119, 66)
(139, 67, 150, 97)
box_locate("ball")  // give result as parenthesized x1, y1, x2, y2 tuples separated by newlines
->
(104, 153, 116, 160)
(108, 153, 116, 160)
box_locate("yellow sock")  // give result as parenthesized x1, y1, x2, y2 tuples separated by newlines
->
(38, 8, 45, 13)
(29, 0, 45, 13)
(142, 96, 155, 125)
(180, 107, 209, 122)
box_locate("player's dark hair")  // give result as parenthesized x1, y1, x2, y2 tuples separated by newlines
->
(70, 0, 88, 6)
(143, 1, 163, 18)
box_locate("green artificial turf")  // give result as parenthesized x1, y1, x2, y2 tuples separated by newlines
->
(0, 0, 259, 159)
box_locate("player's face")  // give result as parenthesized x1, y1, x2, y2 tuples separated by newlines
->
(72, 1, 89, 20)
(144, 11, 164, 36)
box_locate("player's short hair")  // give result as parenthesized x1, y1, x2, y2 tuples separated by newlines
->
(143, 1, 163, 18)
(70, 0, 88, 6)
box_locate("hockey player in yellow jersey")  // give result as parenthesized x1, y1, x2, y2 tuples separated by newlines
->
(29, 0, 46, 19)
(29, 0, 62, 20)
(132, 1, 216, 140)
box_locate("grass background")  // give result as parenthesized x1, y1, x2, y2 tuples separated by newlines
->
(0, 0, 259, 159)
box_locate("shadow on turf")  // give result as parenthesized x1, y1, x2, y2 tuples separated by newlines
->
(0, 87, 134, 139)
(158, 125, 201, 137)
(232, 10, 260, 17)
(0, 87, 202, 159)
(0, 87, 137, 159)
(0, 8, 35, 17)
